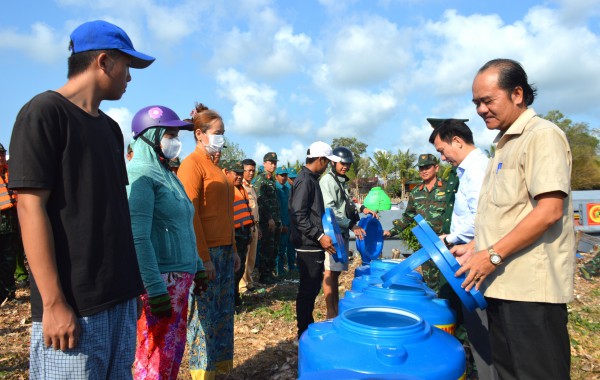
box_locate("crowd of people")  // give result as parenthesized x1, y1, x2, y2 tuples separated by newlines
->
(1, 18, 576, 380)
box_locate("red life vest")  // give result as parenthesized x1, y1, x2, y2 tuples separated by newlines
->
(233, 185, 254, 229)
(0, 170, 17, 211)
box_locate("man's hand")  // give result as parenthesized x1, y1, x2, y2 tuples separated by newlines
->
(281, 226, 288, 234)
(233, 251, 241, 272)
(450, 240, 476, 265)
(43, 300, 81, 351)
(193, 270, 209, 295)
(455, 248, 496, 291)
(362, 207, 378, 218)
(319, 235, 336, 255)
(203, 260, 217, 281)
(383, 230, 391, 238)
(352, 226, 367, 240)
(268, 219, 276, 232)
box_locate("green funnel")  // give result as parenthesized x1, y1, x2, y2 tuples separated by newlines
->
(363, 187, 392, 212)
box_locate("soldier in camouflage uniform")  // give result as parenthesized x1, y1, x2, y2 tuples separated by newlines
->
(1, 142, 22, 302)
(384, 153, 447, 291)
(254, 152, 281, 284)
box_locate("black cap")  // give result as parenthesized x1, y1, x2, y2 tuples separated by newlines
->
(427, 118, 469, 129)
(0, 142, 5, 153)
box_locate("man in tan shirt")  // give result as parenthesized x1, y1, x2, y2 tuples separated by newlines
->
(240, 158, 260, 293)
(456, 58, 574, 379)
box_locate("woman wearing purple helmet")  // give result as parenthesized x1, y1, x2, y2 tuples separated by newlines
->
(127, 105, 207, 379)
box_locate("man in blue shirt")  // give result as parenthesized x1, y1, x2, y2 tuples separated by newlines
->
(275, 166, 296, 275)
(430, 120, 497, 380)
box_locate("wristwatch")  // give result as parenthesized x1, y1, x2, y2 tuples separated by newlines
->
(488, 246, 503, 266)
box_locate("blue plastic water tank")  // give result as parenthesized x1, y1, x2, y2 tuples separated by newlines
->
(354, 259, 402, 277)
(351, 273, 436, 298)
(340, 283, 456, 335)
(299, 307, 465, 379)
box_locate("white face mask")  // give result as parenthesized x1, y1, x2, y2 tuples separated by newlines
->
(204, 134, 225, 155)
(161, 136, 182, 159)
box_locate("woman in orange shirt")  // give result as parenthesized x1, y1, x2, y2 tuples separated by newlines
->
(177, 103, 240, 379)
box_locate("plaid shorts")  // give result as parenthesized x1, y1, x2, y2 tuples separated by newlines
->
(30, 298, 137, 380)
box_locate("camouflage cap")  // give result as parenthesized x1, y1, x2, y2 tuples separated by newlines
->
(427, 118, 469, 129)
(263, 152, 278, 162)
(416, 153, 438, 167)
(287, 167, 298, 178)
(275, 166, 289, 175)
(224, 160, 244, 173)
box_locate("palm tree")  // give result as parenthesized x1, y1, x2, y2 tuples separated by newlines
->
(484, 144, 496, 158)
(395, 149, 417, 199)
(369, 150, 395, 188)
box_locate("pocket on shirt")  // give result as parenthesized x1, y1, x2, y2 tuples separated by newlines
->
(491, 168, 523, 208)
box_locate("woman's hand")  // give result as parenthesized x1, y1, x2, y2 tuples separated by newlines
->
(203, 260, 217, 281)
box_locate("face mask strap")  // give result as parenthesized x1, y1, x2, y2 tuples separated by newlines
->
(137, 128, 171, 169)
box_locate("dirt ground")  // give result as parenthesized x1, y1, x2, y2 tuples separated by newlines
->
(1, 253, 599, 380)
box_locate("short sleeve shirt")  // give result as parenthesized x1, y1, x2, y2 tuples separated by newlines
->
(9, 91, 144, 320)
(475, 108, 575, 303)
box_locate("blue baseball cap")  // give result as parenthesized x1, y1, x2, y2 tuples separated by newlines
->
(287, 167, 297, 178)
(275, 166, 289, 175)
(69, 20, 155, 69)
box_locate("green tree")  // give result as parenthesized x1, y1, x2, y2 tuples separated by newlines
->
(394, 149, 417, 199)
(331, 137, 368, 180)
(438, 162, 453, 180)
(483, 144, 496, 158)
(351, 156, 372, 194)
(370, 150, 395, 188)
(331, 137, 368, 157)
(541, 110, 600, 190)
(220, 137, 246, 162)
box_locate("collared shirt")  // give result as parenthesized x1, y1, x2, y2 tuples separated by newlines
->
(476, 108, 575, 303)
(243, 179, 259, 224)
(446, 148, 489, 244)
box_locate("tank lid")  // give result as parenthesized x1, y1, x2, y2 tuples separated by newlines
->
(355, 215, 384, 262)
(381, 215, 487, 311)
(322, 207, 348, 263)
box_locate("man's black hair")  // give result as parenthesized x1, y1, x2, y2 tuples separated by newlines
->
(429, 119, 474, 145)
(478, 58, 537, 106)
(242, 158, 256, 167)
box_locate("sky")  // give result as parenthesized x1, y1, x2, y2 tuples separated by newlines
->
(1, 0, 600, 165)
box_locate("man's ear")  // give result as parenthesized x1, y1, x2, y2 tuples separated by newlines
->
(511, 86, 524, 107)
(452, 135, 464, 148)
(96, 52, 112, 72)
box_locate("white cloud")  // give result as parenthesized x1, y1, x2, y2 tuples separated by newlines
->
(252, 140, 310, 166)
(216, 68, 288, 136)
(0, 23, 66, 63)
(550, 0, 600, 26)
(325, 16, 412, 87)
(319, 89, 398, 139)
(256, 26, 317, 77)
(105, 107, 134, 147)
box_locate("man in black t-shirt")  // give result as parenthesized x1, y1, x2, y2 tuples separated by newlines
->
(8, 20, 154, 379)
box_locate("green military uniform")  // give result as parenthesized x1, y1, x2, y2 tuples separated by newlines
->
(442, 167, 459, 234)
(254, 152, 281, 284)
(389, 154, 448, 292)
